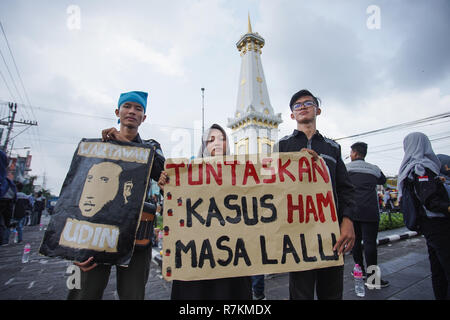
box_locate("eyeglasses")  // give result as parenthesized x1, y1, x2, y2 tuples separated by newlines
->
(292, 100, 317, 110)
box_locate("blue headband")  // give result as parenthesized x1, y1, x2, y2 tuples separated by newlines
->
(118, 91, 148, 113)
(117, 91, 148, 124)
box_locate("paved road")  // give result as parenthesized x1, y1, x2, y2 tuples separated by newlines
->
(0, 215, 434, 300)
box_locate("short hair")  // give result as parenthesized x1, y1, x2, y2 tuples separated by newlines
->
(351, 142, 368, 158)
(289, 89, 321, 111)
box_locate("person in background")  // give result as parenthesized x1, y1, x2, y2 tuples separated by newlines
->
(436, 154, 450, 180)
(25, 193, 34, 226)
(378, 193, 384, 213)
(346, 142, 389, 289)
(33, 191, 45, 226)
(383, 189, 392, 212)
(13, 182, 32, 243)
(436, 154, 450, 198)
(168, 123, 253, 300)
(0, 150, 16, 245)
(398, 132, 450, 300)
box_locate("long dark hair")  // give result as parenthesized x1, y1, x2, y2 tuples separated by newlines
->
(198, 123, 230, 157)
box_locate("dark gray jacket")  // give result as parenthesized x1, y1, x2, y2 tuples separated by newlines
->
(346, 159, 386, 222)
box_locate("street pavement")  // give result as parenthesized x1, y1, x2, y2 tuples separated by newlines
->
(0, 214, 434, 300)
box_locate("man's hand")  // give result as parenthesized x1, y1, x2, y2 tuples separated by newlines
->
(333, 217, 355, 255)
(101, 127, 129, 142)
(74, 256, 98, 272)
(157, 171, 168, 191)
(300, 148, 319, 161)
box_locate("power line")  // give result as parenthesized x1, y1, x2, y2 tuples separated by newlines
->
(0, 99, 202, 131)
(334, 112, 450, 141)
(0, 46, 24, 105)
(0, 21, 36, 119)
(0, 20, 43, 160)
(0, 68, 16, 101)
(366, 135, 450, 155)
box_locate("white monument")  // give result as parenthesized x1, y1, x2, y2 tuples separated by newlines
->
(227, 15, 282, 155)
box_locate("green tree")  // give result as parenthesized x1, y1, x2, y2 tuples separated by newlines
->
(22, 175, 37, 195)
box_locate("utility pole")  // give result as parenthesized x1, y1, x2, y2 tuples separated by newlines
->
(42, 170, 47, 189)
(201, 87, 205, 140)
(2, 102, 17, 152)
(1, 102, 38, 153)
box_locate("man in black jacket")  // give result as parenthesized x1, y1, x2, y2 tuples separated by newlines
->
(346, 142, 389, 289)
(274, 89, 355, 300)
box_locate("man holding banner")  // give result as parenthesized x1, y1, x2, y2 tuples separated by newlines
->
(274, 89, 355, 300)
(66, 90, 165, 300)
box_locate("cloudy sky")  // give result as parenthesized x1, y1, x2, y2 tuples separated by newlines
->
(0, 0, 449, 194)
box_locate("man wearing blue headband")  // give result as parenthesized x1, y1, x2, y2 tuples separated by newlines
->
(67, 91, 167, 300)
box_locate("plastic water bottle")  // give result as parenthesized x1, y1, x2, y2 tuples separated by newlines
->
(22, 243, 31, 263)
(13, 229, 18, 243)
(158, 231, 163, 250)
(353, 264, 365, 297)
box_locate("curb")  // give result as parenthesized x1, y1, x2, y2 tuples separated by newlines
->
(376, 231, 419, 246)
(152, 248, 163, 268)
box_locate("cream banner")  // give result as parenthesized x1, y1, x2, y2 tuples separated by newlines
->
(162, 151, 343, 281)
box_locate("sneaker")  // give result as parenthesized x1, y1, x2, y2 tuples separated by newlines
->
(253, 293, 266, 300)
(365, 279, 390, 289)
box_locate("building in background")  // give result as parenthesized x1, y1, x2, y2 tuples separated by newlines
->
(7, 150, 32, 184)
(227, 16, 282, 155)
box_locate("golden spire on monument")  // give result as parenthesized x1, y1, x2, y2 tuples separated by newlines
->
(237, 13, 265, 54)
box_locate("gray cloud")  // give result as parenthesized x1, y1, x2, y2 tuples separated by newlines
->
(258, 0, 450, 109)
(386, 0, 450, 90)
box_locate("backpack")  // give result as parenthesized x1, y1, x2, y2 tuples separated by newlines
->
(14, 197, 31, 219)
(400, 179, 425, 231)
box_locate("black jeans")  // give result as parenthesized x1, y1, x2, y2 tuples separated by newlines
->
(67, 245, 151, 300)
(251, 274, 265, 296)
(289, 265, 344, 300)
(352, 220, 379, 275)
(420, 217, 450, 300)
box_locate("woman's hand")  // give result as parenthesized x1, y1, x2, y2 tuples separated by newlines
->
(157, 171, 168, 191)
(74, 256, 97, 272)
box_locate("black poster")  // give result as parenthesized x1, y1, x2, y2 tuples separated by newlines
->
(39, 138, 155, 266)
